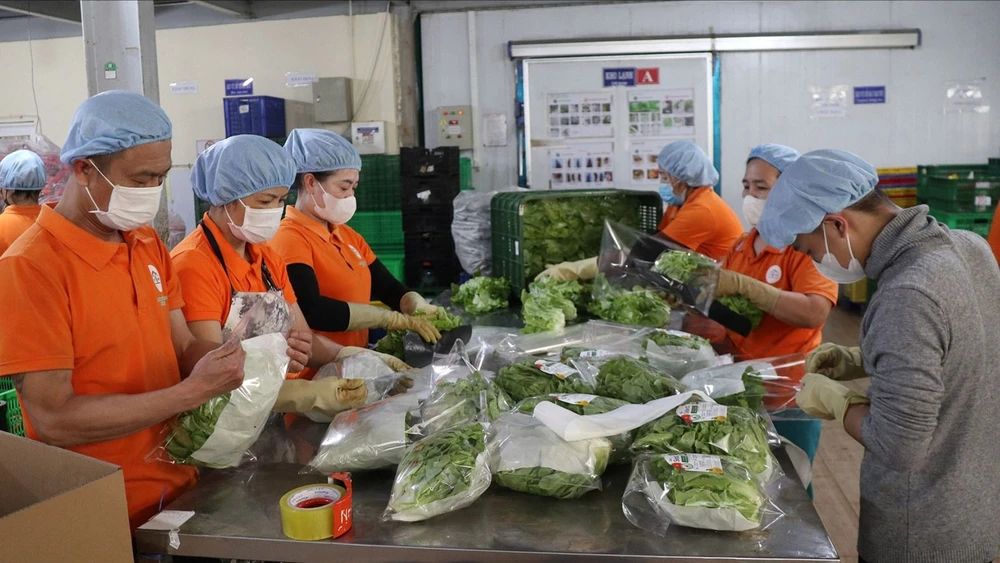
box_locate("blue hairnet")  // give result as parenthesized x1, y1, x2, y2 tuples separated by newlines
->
(747, 143, 800, 173)
(657, 140, 719, 187)
(283, 128, 362, 174)
(0, 150, 46, 191)
(191, 135, 297, 206)
(757, 149, 879, 249)
(60, 90, 172, 165)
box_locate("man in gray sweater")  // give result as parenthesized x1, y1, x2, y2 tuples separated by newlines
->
(757, 149, 1000, 563)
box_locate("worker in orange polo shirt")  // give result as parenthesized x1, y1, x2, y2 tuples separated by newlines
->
(172, 134, 407, 426)
(271, 129, 440, 354)
(0, 91, 247, 531)
(988, 203, 1000, 264)
(0, 149, 47, 255)
(538, 140, 743, 281)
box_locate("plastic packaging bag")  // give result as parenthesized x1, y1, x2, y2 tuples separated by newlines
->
(309, 350, 407, 422)
(515, 394, 633, 463)
(680, 355, 806, 416)
(0, 133, 72, 204)
(162, 333, 290, 468)
(491, 412, 611, 499)
(643, 330, 731, 378)
(571, 355, 684, 404)
(451, 187, 527, 276)
(304, 393, 422, 474)
(383, 422, 494, 522)
(630, 401, 780, 482)
(623, 453, 781, 533)
(496, 356, 597, 403)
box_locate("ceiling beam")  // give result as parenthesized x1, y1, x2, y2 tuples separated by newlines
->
(189, 0, 253, 18)
(0, 0, 80, 24)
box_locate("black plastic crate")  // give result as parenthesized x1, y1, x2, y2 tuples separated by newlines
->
(402, 178, 460, 208)
(401, 146, 460, 178)
(404, 231, 456, 255)
(404, 258, 462, 289)
(402, 204, 453, 233)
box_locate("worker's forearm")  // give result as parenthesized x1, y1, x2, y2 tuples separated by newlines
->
(307, 334, 345, 368)
(770, 292, 830, 328)
(843, 403, 869, 447)
(177, 338, 223, 379)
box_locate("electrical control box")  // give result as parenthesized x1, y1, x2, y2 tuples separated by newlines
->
(351, 121, 387, 155)
(314, 77, 353, 123)
(429, 105, 473, 150)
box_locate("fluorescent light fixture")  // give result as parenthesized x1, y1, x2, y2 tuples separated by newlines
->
(242, 78, 254, 87)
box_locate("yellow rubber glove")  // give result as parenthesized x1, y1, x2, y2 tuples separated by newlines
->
(716, 270, 781, 314)
(795, 373, 870, 425)
(346, 303, 441, 343)
(337, 346, 412, 372)
(271, 378, 368, 416)
(806, 343, 867, 381)
(535, 256, 599, 282)
(400, 291, 444, 317)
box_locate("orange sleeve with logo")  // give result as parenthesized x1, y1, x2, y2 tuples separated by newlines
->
(786, 252, 839, 305)
(0, 256, 75, 375)
(172, 249, 231, 324)
(343, 227, 377, 264)
(156, 235, 185, 310)
(989, 205, 1000, 264)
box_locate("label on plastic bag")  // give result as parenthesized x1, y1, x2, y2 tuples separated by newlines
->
(664, 453, 724, 474)
(676, 402, 728, 423)
(576, 349, 615, 359)
(534, 360, 578, 381)
(555, 393, 599, 406)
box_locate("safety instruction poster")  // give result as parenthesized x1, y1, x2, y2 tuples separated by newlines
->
(628, 89, 696, 138)
(549, 143, 614, 189)
(547, 93, 614, 139)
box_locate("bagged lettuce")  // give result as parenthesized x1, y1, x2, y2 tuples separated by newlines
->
(491, 413, 610, 499)
(418, 370, 512, 436)
(496, 357, 596, 403)
(582, 355, 683, 404)
(681, 355, 805, 416)
(515, 393, 633, 463)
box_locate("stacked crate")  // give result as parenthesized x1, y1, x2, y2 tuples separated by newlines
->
(400, 147, 463, 291)
(877, 167, 918, 208)
(917, 164, 998, 238)
(348, 154, 405, 282)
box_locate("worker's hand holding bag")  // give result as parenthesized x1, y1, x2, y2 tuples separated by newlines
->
(805, 343, 867, 381)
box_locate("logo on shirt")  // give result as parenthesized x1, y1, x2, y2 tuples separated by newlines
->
(766, 265, 782, 284)
(148, 265, 163, 292)
(348, 244, 367, 267)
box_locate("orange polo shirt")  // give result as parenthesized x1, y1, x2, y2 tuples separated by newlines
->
(657, 187, 744, 261)
(721, 229, 838, 359)
(989, 204, 1000, 264)
(170, 214, 297, 328)
(0, 204, 42, 256)
(270, 206, 376, 350)
(0, 205, 197, 530)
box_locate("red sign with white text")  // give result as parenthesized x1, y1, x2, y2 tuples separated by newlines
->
(636, 68, 660, 85)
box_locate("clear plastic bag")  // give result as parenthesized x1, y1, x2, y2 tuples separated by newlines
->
(309, 350, 408, 422)
(515, 394, 633, 464)
(383, 422, 494, 522)
(680, 355, 806, 417)
(451, 188, 526, 276)
(491, 412, 611, 499)
(161, 333, 290, 468)
(0, 133, 72, 204)
(643, 330, 731, 378)
(304, 393, 423, 474)
(495, 355, 598, 403)
(622, 453, 782, 533)
(630, 401, 780, 482)
(571, 354, 684, 405)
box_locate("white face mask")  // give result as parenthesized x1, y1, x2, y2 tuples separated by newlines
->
(227, 199, 283, 244)
(315, 190, 357, 225)
(814, 222, 866, 284)
(86, 159, 163, 232)
(742, 194, 766, 227)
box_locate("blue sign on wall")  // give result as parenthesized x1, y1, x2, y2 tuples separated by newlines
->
(225, 78, 254, 96)
(603, 67, 636, 87)
(854, 86, 885, 104)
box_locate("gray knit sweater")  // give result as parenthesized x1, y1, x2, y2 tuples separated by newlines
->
(858, 206, 1000, 563)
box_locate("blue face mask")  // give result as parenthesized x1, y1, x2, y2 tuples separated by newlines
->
(659, 183, 686, 207)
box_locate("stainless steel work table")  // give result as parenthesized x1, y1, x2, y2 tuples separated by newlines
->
(135, 421, 839, 563)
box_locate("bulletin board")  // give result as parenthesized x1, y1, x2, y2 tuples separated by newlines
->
(522, 54, 714, 191)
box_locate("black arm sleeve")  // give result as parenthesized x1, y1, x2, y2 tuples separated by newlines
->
(285, 263, 352, 332)
(369, 258, 411, 312)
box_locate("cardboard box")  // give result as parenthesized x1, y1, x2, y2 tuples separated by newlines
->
(0, 433, 132, 563)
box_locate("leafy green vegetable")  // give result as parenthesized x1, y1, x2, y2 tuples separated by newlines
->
(644, 330, 710, 351)
(652, 250, 718, 283)
(715, 366, 766, 411)
(717, 295, 764, 329)
(646, 454, 764, 523)
(166, 393, 232, 464)
(522, 194, 647, 280)
(375, 310, 465, 359)
(594, 356, 683, 404)
(516, 394, 633, 463)
(496, 359, 595, 403)
(495, 467, 603, 500)
(521, 289, 575, 334)
(451, 276, 510, 315)
(384, 423, 491, 521)
(631, 402, 773, 475)
(420, 371, 513, 435)
(588, 274, 671, 328)
(528, 277, 588, 307)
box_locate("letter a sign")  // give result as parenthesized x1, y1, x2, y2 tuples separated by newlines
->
(637, 68, 659, 86)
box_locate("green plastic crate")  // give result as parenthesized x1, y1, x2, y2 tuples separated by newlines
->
(0, 378, 24, 436)
(346, 211, 404, 253)
(918, 171, 1000, 213)
(460, 157, 473, 191)
(930, 208, 994, 238)
(491, 189, 662, 295)
(378, 251, 405, 283)
(358, 154, 401, 211)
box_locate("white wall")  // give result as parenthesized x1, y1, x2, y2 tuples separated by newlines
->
(421, 1, 1000, 217)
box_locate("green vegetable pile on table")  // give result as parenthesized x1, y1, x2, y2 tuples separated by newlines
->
(645, 453, 765, 523)
(717, 295, 764, 329)
(166, 393, 232, 464)
(420, 371, 513, 435)
(496, 359, 595, 402)
(594, 356, 683, 404)
(652, 250, 718, 283)
(375, 310, 464, 359)
(631, 402, 773, 475)
(644, 330, 710, 351)
(451, 276, 511, 315)
(384, 422, 491, 522)
(522, 194, 646, 280)
(715, 366, 766, 411)
(587, 275, 671, 328)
